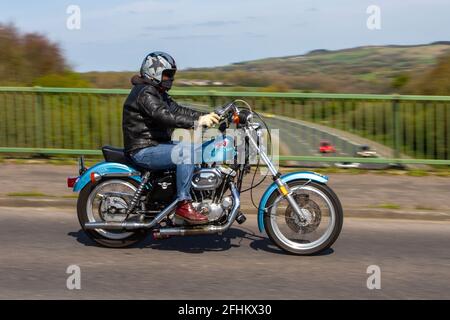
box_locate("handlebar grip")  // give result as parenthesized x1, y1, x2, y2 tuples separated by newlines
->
(214, 102, 234, 117)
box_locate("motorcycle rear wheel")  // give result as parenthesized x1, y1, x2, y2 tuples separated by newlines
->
(77, 178, 147, 248)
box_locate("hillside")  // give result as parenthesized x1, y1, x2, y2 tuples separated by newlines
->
(181, 42, 450, 93)
(404, 51, 450, 95)
(78, 42, 450, 93)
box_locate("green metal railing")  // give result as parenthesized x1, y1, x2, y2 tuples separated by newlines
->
(0, 86, 449, 165)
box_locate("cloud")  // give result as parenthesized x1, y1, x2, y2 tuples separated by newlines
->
(243, 32, 266, 38)
(193, 20, 240, 27)
(159, 34, 225, 40)
(143, 20, 241, 32)
(144, 24, 183, 31)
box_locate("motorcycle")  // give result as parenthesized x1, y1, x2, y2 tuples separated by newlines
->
(67, 100, 343, 255)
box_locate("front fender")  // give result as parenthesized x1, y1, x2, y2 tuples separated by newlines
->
(257, 171, 328, 233)
(73, 161, 142, 192)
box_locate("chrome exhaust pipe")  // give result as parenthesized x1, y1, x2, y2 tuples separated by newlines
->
(154, 183, 240, 238)
(84, 182, 240, 234)
(84, 199, 178, 230)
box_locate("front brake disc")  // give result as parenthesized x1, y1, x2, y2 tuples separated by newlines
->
(285, 196, 322, 234)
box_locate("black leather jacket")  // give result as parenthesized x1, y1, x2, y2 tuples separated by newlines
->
(122, 76, 205, 154)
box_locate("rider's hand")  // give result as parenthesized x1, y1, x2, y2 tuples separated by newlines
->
(197, 112, 220, 128)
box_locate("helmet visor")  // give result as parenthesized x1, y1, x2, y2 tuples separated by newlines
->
(162, 69, 176, 79)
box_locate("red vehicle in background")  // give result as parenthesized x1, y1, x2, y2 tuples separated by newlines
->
(319, 140, 336, 153)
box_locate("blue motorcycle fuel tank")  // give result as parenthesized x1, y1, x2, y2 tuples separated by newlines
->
(202, 135, 236, 163)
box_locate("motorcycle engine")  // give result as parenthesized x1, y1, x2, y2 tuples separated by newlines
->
(171, 196, 233, 225)
(196, 197, 233, 221)
(171, 166, 235, 225)
(191, 168, 223, 190)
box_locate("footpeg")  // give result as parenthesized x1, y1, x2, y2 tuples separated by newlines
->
(235, 211, 247, 224)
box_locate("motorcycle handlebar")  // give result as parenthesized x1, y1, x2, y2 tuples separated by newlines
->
(214, 102, 253, 127)
(214, 102, 235, 118)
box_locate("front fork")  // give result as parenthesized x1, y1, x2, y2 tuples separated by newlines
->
(273, 175, 309, 222)
(245, 127, 309, 222)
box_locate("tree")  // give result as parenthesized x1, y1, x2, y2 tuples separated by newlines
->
(405, 53, 450, 95)
(0, 23, 88, 87)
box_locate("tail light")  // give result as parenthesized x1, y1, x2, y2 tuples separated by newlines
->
(67, 176, 79, 188)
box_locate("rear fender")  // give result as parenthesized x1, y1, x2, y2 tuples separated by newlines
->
(73, 161, 142, 192)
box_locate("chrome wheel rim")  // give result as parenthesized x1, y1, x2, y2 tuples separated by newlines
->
(270, 185, 335, 251)
(86, 179, 136, 240)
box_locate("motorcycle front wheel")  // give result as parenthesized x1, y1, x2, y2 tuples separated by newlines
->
(264, 179, 343, 255)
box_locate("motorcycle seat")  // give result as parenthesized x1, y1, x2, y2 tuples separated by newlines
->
(102, 145, 161, 174)
(101, 146, 130, 165)
(101, 146, 177, 175)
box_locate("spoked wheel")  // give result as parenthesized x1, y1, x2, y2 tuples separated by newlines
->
(264, 179, 343, 255)
(77, 178, 146, 248)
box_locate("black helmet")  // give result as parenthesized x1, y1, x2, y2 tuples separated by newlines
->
(140, 51, 177, 89)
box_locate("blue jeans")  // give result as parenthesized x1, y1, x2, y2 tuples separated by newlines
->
(129, 142, 201, 201)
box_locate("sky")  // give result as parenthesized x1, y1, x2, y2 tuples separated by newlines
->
(1, 0, 449, 72)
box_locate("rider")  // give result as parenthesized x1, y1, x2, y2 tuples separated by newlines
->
(122, 51, 220, 224)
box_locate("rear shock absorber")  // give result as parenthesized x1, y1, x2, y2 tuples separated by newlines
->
(126, 171, 151, 215)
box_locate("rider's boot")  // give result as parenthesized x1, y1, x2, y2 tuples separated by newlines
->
(175, 200, 209, 225)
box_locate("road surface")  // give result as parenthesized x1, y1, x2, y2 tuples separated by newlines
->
(0, 206, 449, 299)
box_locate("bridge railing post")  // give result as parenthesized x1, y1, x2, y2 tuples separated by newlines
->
(392, 97, 401, 160)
